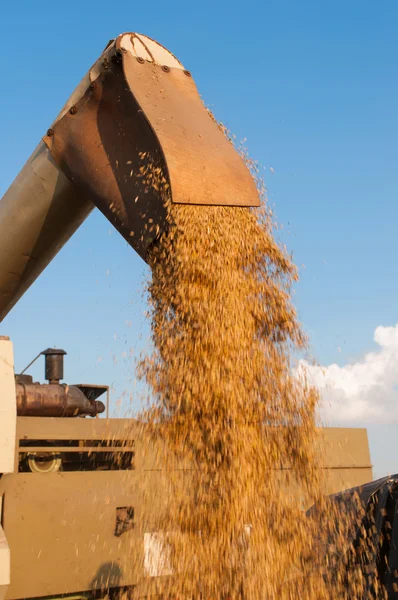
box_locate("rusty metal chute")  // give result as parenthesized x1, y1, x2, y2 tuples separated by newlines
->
(43, 33, 260, 255)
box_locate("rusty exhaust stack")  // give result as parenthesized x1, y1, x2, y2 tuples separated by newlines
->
(42, 348, 66, 384)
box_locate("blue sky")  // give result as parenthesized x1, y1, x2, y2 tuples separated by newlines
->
(1, 1, 397, 478)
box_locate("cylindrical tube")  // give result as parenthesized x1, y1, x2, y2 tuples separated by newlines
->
(0, 142, 94, 322)
(42, 348, 66, 383)
(15, 383, 105, 417)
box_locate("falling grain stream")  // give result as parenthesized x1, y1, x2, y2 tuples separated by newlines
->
(136, 175, 382, 598)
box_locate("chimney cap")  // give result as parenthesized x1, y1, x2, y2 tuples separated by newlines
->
(41, 348, 67, 356)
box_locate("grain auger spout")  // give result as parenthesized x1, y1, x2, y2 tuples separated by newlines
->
(0, 33, 259, 321)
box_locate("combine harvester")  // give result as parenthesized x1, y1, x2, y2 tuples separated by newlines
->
(0, 33, 385, 599)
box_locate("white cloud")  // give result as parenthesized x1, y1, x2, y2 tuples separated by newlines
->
(296, 323, 398, 425)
